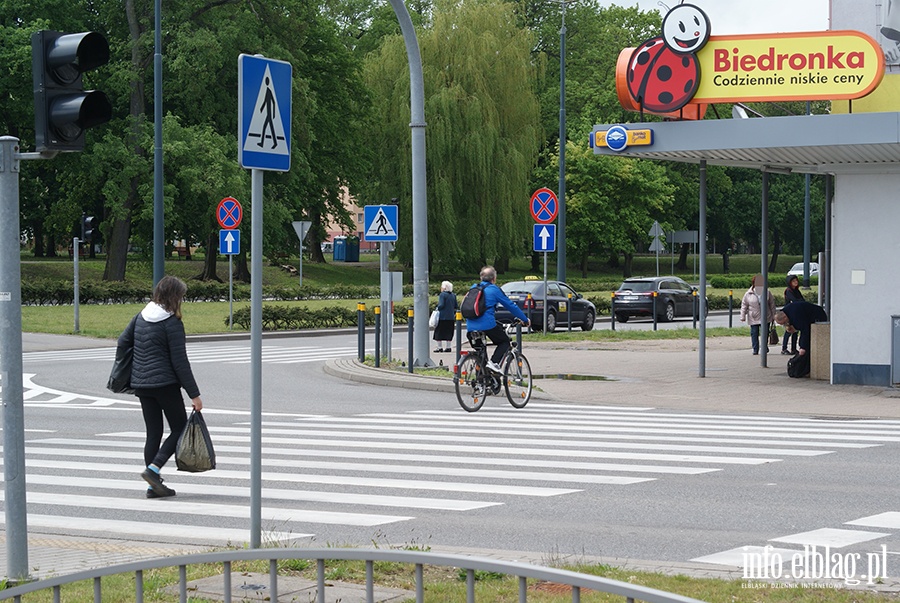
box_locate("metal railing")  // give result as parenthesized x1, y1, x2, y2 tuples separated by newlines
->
(0, 548, 708, 603)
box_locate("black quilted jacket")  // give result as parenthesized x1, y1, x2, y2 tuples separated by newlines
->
(117, 308, 200, 399)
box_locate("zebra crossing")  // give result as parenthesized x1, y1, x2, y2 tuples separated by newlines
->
(22, 342, 360, 365)
(10, 406, 900, 549)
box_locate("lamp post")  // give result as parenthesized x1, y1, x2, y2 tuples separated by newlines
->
(556, 0, 569, 282)
(153, 0, 164, 286)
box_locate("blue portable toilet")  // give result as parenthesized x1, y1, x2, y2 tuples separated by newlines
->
(333, 236, 347, 261)
(345, 235, 360, 262)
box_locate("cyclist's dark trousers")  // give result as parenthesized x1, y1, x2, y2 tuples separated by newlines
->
(484, 324, 511, 364)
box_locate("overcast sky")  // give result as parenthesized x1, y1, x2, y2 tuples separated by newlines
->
(598, 0, 830, 35)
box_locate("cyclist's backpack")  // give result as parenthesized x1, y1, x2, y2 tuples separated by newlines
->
(460, 283, 488, 319)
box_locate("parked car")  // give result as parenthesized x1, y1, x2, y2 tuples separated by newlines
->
(613, 276, 703, 322)
(787, 262, 819, 277)
(494, 278, 596, 332)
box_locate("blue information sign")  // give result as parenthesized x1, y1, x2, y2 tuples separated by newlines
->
(238, 54, 292, 171)
(363, 205, 399, 242)
(220, 229, 240, 255)
(533, 223, 556, 252)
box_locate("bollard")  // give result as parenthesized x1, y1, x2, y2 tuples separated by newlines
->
(516, 321, 522, 350)
(728, 289, 733, 328)
(455, 310, 463, 360)
(374, 305, 381, 368)
(652, 291, 658, 331)
(407, 308, 414, 374)
(567, 293, 572, 332)
(357, 302, 366, 362)
(692, 290, 698, 329)
(610, 293, 616, 331)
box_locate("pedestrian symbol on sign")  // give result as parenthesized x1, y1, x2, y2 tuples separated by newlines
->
(243, 66, 288, 157)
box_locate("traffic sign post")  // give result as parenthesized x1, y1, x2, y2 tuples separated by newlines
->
(291, 220, 311, 286)
(531, 188, 559, 332)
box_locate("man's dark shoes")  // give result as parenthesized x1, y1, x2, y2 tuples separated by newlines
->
(142, 469, 175, 497)
(781, 349, 791, 355)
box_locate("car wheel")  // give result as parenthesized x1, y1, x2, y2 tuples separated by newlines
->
(581, 310, 595, 331)
(663, 301, 675, 322)
(543, 311, 557, 333)
(615, 312, 629, 323)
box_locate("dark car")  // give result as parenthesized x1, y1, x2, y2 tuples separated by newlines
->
(613, 276, 701, 322)
(494, 278, 596, 332)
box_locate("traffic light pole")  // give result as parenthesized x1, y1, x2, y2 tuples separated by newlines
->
(0, 136, 56, 582)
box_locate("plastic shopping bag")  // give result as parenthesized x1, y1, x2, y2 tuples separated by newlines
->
(175, 410, 216, 472)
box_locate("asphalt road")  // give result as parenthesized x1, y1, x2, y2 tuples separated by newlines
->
(12, 330, 900, 579)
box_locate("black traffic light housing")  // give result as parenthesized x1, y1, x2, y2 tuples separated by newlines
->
(81, 214, 99, 241)
(32, 30, 112, 152)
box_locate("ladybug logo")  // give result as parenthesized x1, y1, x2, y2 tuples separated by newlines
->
(626, 3, 711, 113)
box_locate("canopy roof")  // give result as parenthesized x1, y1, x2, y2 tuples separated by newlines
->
(591, 112, 900, 175)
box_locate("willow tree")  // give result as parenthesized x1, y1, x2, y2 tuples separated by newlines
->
(364, 0, 543, 272)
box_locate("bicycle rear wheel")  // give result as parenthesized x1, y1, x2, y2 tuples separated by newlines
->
(455, 354, 487, 412)
(503, 352, 533, 408)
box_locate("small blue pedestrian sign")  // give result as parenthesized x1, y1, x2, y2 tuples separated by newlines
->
(533, 224, 556, 252)
(363, 205, 398, 242)
(238, 54, 292, 171)
(220, 229, 240, 255)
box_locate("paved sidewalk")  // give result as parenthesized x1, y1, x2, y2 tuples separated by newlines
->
(8, 330, 900, 594)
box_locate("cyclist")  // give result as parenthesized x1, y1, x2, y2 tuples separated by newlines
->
(465, 265, 530, 373)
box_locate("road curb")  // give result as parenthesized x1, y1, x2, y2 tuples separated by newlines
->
(323, 357, 557, 400)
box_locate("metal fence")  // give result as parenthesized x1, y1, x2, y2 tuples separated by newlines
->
(0, 548, 708, 603)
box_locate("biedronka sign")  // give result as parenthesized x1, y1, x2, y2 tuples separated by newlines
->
(615, 3, 885, 117)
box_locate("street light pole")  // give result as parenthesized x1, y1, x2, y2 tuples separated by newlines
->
(557, 0, 567, 282)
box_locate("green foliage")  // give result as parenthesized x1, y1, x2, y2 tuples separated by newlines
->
(229, 304, 412, 330)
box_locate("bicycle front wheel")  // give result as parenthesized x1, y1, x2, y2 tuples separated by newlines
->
(503, 352, 533, 408)
(455, 354, 487, 412)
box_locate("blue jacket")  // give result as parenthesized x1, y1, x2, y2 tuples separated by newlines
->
(465, 281, 528, 331)
(436, 290, 457, 320)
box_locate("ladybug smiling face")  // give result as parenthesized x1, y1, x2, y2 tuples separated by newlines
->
(625, 2, 711, 113)
(661, 3, 711, 54)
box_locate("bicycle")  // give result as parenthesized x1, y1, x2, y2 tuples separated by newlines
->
(454, 321, 533, 412)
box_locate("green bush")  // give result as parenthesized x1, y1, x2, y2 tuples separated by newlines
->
(229, 304, 414, 330)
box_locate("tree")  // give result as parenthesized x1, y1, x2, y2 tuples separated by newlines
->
(364, 0, 542, 272)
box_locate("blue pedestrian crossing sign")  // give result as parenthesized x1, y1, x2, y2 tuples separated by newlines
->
(220, 229, 240, 255)
(533, 223, 556, 252)
(238, 54, 292, 171)
(363, 205, 399, 242)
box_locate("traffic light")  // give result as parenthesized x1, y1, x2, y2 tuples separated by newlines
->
(31, 30, 112, 152)
(82, 214, 99, 241)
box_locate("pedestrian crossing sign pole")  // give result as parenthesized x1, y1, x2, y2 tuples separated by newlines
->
(238, 53, 293, 550)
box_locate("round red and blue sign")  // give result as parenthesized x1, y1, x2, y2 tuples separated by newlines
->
(216, 197, 243, 230)
(530, 188, 558, 224)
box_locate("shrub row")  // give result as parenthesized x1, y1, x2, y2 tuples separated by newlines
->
(708, 274, 818, 290)
(229, 305, 413, 331)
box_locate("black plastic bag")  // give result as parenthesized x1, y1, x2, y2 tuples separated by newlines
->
(106, 346, 134, 394)
(175, 410, 216, 472)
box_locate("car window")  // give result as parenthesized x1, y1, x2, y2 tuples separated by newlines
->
(660, 280, 674, 290)
(560, 284, 577, 298)
(501, 281, 539, 295)
(674, 279, 692, 292)
(618, 281, 654, 292)
(545, 283, 562, 297)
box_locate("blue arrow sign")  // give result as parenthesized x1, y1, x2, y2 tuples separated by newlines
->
(238, 54, 292, 171)
(220, 229, 240, 255)
(533, 224, 556, 252)
(363, 205, 399, 242)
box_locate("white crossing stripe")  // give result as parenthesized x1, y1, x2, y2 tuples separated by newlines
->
(0, 514, 307, 545)
(23, 344, 361, 366)
(0, 489, 411, 527)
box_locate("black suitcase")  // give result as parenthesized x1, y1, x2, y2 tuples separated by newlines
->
(787, 353, 810, 378)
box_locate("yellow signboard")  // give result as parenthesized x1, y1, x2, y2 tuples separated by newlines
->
(693, 31, 884, 103)
(594, 128, 654, 150)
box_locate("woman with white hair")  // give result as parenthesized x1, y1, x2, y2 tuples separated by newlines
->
(432, 280, 458, 353)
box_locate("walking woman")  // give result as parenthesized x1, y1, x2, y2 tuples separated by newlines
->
(432, 281, 458, 353)
(117, 276, 204, 498)
(739, 274, 777, 355)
